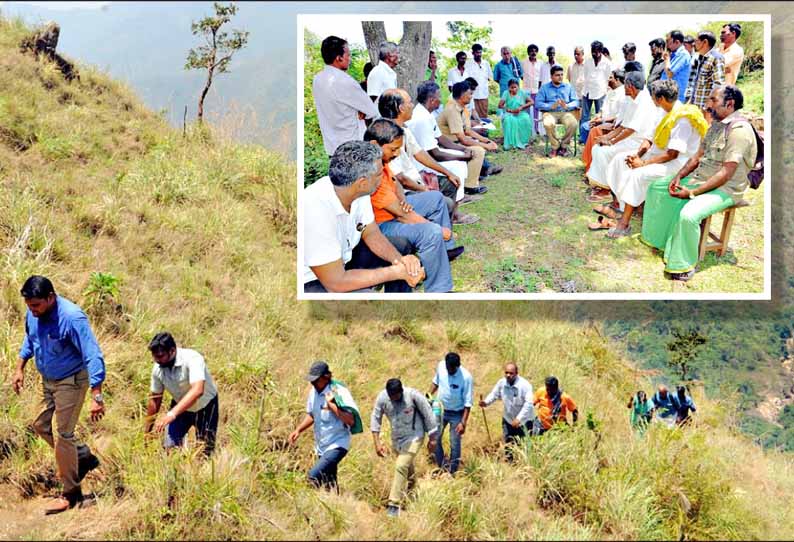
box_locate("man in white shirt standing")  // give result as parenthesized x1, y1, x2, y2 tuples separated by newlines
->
(567, 46, 586, 101)
(581, 40, 612, 143)
(539, 46, 558, 87)
(145, 332, 219, 457)
(313, 36, 379, 158)
(367, 41, 400, 103)
(302, 141, 424, 293)
(479, 363, 534, 462)
(447, 51, 469, 93)
(464, 43, 492, 120)
(521, 44, 543, 134)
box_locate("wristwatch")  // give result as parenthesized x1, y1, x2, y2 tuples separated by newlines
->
(93, 393, 104, 404)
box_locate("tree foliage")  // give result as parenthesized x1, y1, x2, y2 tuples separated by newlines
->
(441, 21, 494, 76)
(666, 325, 707, 381)
(185, 2, 249, 122)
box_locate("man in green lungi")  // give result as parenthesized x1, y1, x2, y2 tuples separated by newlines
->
(640, 85, 758, 281)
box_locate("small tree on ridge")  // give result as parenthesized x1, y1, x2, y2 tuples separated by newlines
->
(185, 2, 249, 123)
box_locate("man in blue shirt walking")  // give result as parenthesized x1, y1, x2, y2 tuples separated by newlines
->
(428, 352, 473, 475)
(662, 30, 692, 102)
(12, 275, 106, 514)
(536, 65, 580, 156)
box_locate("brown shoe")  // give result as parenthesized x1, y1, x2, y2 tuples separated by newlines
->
(44, 490, 83, 515)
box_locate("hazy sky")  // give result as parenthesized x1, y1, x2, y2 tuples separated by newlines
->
(303, 13, 725, 70)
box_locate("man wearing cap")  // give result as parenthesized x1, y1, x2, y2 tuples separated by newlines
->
(428, 352, 473, 475)
(371, 378, 438, 517)
(289, 361, 360, 492)
(479, 363, 534, 461)
(145, 332, 219, 456)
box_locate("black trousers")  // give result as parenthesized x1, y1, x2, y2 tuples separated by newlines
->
(303, 235, 413, 293)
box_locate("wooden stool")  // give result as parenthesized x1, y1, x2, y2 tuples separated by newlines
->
(698, 199, 750, 260)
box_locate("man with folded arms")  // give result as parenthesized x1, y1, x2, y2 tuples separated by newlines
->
(303, 140, 424, 293)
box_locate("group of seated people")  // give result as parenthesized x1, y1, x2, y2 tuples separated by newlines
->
(581, 71, 758, 282)
(306, 28, 759, 292)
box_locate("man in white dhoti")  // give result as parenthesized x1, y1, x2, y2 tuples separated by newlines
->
(599, 79, 708, 238)
(586, 71, 663, 198)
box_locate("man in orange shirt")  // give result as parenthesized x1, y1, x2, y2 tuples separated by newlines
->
(365, 119, 461, 293)
(532, 376, 578, 435)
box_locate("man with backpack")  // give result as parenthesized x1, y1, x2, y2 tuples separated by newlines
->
(289, 361, 362, 492)
(641, 85, 761, 282)
(371, 378, 438, 517)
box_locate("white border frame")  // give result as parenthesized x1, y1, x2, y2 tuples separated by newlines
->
(297, 13, 771, 301)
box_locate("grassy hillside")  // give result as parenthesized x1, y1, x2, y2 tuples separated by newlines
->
(2, 15, 794, 540)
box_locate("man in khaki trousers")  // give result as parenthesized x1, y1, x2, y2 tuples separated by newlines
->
(537, 65, 580, 157)
(12, 276, 106, 514)
(371, 379, 438, 517)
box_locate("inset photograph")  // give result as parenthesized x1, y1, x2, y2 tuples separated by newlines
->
(298, 14, 769, 299)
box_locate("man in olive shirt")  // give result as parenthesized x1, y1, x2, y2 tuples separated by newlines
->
(641, 85, 758, 281)
(437, 81, 498, 195)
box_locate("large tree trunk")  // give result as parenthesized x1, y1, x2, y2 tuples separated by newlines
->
(362, 21, 387, 66)
(362, 21, 432, 100)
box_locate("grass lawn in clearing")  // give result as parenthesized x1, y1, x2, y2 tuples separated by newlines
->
(449, 136, 764, 294)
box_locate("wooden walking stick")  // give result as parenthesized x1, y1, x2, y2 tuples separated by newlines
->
(480, 394, 492, 444)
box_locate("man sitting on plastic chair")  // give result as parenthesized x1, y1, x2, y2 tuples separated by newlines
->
(536, 65, 580, 157)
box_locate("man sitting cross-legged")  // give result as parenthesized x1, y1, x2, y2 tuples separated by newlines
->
(366, 118, 462, 293)
(437, 81, 499, 195)
(536, 64, 580, 157)
(378, 88, 478, 226)
(303, 141, 425, 294)
(641, 85, 758, 282)
(586, 71, 664, 201)
(592, 79, 707, 238)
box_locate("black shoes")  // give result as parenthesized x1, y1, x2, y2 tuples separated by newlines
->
(464, 186, 488, 195)
(447, 246, 465, 262)
(77, 452, 100, 483)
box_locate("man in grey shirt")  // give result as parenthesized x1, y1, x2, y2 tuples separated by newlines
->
(145, 332, 219, 456)
(371, 378, 438, 517)
(479, 363, 534, 461)
(313, 35, 379, 156)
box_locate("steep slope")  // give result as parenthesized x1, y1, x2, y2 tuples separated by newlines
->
(1, 16, 794, 540)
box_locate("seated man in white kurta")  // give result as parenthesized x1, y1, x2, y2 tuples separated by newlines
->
(599, 79, 708, 238)
(587, 71, 663, 194)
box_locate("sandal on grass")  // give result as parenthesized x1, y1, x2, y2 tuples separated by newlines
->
(587, 215, 617, 231)
(593, 204, 622, 219)
(586, 190, 612, 203)
(606, 225, 632, 238)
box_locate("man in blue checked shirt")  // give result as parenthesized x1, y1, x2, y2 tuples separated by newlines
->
(428, 352, 473, 475)
(12, 275, 106, 514)
(661, 30, 692, 103)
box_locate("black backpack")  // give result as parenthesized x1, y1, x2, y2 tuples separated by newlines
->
(725, 116, 764, 189)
